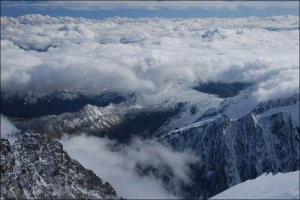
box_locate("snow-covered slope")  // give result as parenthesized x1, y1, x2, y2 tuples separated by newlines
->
(14, 103, 125, 136)
(159, 94, 299, 198)
(138, 83, 223, 136)
(0, 132, 119, 199)
(12, 96, 175, 140)
(210, 171, 299, 199)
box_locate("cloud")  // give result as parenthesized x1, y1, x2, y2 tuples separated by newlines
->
(60, 133, 199, 199)
(253, 67, 300, 101)
(2, 1, 299, 11)
(0, 115, 20, 143)
(1, 15, 299, 101)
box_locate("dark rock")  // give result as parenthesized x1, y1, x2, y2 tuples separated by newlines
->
(0, 132, 120, 199)
(160, 111, 299, 199)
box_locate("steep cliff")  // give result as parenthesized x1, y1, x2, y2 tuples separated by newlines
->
(159, 95, 299, 198)
(0, 132, 119, 199)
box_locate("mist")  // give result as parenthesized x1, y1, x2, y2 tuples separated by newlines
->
(0, 114, 20, 143)
(60, 133, 199, 199)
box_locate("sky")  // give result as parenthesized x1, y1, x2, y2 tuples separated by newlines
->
(1, 1, 299, 19)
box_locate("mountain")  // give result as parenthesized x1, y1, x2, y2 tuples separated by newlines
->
(0, 132, 120, 199)
(1, 89, 133, 118)
(1, 87, 299, 199)
(9, 85, 223, 142)
(158, 94, 299, 198)
(11, 99, 179, 142)
(210, 171, 299, 199)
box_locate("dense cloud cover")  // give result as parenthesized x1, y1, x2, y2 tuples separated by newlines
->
(1, 15, 299, 100)
(60, 134, 199, 198)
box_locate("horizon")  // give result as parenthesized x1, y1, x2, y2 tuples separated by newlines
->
(1, 1, 299, 19)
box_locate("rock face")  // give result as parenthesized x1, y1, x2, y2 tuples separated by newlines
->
(13, 102, 179, 142)
(159, 98, 299, 199)
(0, 132, 119, 199)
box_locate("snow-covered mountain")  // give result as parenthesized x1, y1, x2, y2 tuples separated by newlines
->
(1, 89, 133, 118)
(9, 94, 177, 141)
(0, 132, 119, 199)
(158, 93, 299, 198)
(6, 87, 298, 198)
(8, 85, 223, 141)
(2, 84, 299, 199)
(210, 171, 299, 199)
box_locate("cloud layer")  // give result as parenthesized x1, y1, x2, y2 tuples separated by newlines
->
(60, 134, 198, 198)
(1, 15, 299, 101)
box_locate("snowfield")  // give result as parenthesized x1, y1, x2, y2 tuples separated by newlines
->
(211, 171, 299, 199)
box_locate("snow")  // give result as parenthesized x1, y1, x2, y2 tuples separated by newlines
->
(158, 116, 218, 140)
(137, 83, 223, 135)
(259, 101, 299, 127)
(210, 171, 300, 199)
(221, 87, 259, 120)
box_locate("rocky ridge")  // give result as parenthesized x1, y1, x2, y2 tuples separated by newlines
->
(0, 132, 119, 199)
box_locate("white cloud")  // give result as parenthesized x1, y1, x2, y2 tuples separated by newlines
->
(1, 15, 299, 101)
(2, 1, 299, 11)
(0, 115, 20, 143)
(60, 134, 199, 199)
(253, 68, 300, 101)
